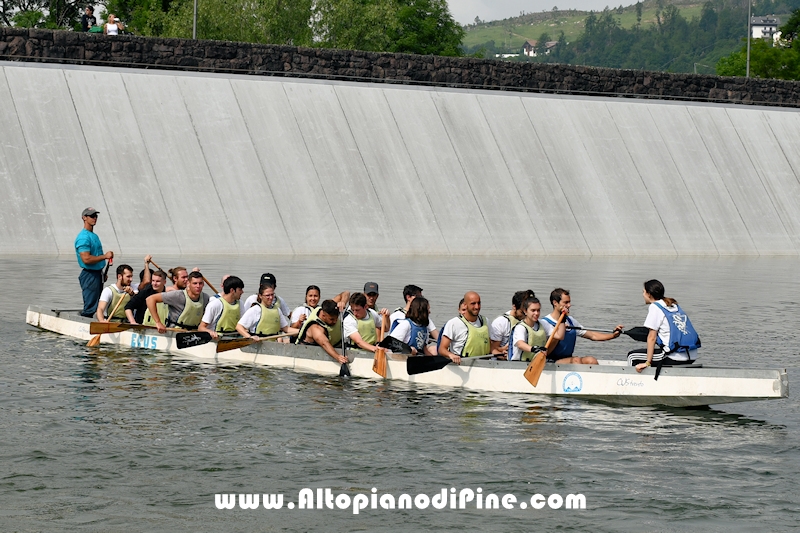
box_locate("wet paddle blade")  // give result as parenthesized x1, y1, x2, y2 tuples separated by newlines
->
(524, 351, 547, 387)
(407, 355, 451, 376)
(86, 334, 102, 347)
(176, 331, 214, 350)
(339, 363, 351, 377)
(624, 326, 651, 343)
(372, 348, 387, 378)
(377, 336, 413, 354)
(216, 337, 255, 353)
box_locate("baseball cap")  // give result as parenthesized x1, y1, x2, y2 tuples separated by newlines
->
(260, 273, 277, 286)
(81, 207, 100, 217)
(364, 282, 379, 295)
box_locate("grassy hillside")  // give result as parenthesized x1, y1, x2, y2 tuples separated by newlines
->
(463, 1, 705, 52)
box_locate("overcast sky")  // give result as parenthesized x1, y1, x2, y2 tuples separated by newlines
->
(447, 0, 631, 25)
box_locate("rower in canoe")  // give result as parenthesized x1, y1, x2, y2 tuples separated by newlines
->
(489, 289, 534, 358)
(295, 299, 347, 364)
(145, 271, 210, 333)
(95, 264, 134, 322)
(198, 276, 244, 339)
(342, 292, 387, 353)
(540, 288, 623, 365)
(509, 297, 548, 362)
(438, 291, 491, 364)
(236, 283, 298, 343)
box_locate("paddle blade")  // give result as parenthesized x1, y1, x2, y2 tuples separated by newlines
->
(524, 351, 547, 387)
(89, 321, 128, 335)
(176, 331, 214, 350)
(86, 334, 102, 347)
(216, 337, 255, 353)
(407, 355, 451, 376)
(377, 336, 413, 354)
(624, 326, 651, 343)
(339, 363, 351, 377)
(372, 348, 387, 378)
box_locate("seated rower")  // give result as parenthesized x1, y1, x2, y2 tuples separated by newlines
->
(438, 291, 490, 364)
(540, 288, 623, 365)
(146, 271, 210, 333)
(295, 299, 348, 364)
(489, 289, 535, 358)
(387, 284, 441, 342)
(388, 296, 437, 355)
(243, 273, 290, 318)
(629, 279, 701, 372)
(510, 297, 548, 362)
(125, 269, 167, 325)
(165, 266, 188, 292)
(198, 276, 244, 339)
(342, 292, 388, 353)
(95, 264, 134, 322)
(290, 285, 321, 329)
(435, 297, 466, 353)
(237, 284, 298, 343)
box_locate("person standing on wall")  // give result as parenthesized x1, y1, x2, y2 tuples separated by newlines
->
(80, 6, 96, 32)
(104, 14, 124, 35)
(75, 207, 114, 317)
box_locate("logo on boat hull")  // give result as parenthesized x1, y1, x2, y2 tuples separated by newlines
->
(131, 332, 158, 350)
(562, 372, 583, 393)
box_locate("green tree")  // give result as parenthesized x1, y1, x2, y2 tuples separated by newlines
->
(716, 39, 800, 79)
(535, 32, 551, 55)
(388, 0, 464, 56)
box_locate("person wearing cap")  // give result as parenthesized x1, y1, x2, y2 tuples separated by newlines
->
(364, 282, 380, 310)
(75, 207, 114, 317)
(242, 273, 290, 317)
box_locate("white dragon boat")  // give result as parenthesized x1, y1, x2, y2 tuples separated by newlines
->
(26, 305, 788, 408)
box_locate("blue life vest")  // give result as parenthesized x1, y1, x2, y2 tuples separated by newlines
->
(405, 318, 429, 352)
(653, 302, 701, 354)
(542, 315, 577, 358)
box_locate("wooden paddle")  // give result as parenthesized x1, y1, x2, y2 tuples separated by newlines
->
(89, 322, 183, 335)
(524, 311, 566, 387)
(87, 291, 128, 347)
(148, 259, 219, 295)
(372, 312, 389, 378)
(216, 332, 293, 353)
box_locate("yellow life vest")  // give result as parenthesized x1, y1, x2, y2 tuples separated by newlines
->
(107, 285, 130, 320)
(460, 315, 490, 357)
(255, 302, 282, 336)
(143, 301, 169, 326)
(348, 310, 377, 345)
(296, 306, 342, 347)
(215, 297, 240, 333)
(515, 321, 547, 362)
(175, 289, 204, 328)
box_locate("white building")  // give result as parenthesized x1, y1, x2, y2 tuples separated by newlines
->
(751, 16, 780, 39)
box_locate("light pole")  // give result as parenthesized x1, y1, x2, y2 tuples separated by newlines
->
(746, 0, 751, 77)
(193, 0, 197, 39)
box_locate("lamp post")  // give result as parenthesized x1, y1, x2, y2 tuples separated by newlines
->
(746, 0, 751, 77)
(193, 0, 197, 39)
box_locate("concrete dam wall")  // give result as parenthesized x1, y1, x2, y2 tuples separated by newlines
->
(2, 61, 800, 256)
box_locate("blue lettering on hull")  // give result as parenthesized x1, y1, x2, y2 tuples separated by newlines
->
(131, 333, 158, 350)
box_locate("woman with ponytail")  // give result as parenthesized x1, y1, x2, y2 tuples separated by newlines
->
(629, 279, 701, 372)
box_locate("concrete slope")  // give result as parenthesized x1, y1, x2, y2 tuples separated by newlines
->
(2, 61, 800, 256)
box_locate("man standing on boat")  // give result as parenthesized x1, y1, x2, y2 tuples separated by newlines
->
(75, 207, 114, 317)
(145, 271, 211, 332)
(438, 291, 491, 364)
(95, 264, 134, 322)
(540, 288, 623, 364)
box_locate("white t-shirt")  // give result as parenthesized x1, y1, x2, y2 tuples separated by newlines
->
(389, 318, 437, 345)
(98, 285, 126, 316)
(510, 321, 544, 361)
(389, 308, 406, 328)
(200, 298, 225, 330)
(489, 311, 515, 345)
(290, 305, 314, 325)
(243, 294, 289, 317)
(644, 300, 695, 361)
(238, 304, 290, 334)
(441, 316, 483, 356)
(343, 309, 381, 340)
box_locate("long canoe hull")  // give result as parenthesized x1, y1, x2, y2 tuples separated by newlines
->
(26, 306, 788, 408)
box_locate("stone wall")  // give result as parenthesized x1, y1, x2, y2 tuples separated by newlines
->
(2, 27, 800, 107)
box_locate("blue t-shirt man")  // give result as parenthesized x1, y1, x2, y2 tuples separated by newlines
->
(75, 207, 113, 317)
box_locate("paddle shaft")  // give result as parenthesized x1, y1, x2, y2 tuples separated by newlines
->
(216, 332, 292, 353)
(102, 257, 112, 283)
(149, 259, 219, 295)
